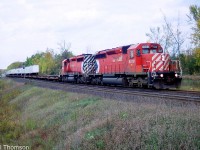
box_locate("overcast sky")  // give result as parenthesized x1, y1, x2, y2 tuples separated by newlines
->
(0, 0, 198, 69)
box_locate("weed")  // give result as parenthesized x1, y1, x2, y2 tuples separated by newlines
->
(0, 79, 22, 144)
(71, 97, 99, 108)
(96, 140, 105, 149)
(25, 119, 38, 130)
(119, 111, 129, 119)
(181, 78, 200, 91)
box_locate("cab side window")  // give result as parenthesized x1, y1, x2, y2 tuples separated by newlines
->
(137, 49, 141, 56)
(130, 50, 134, 59)
(158, 49, 163, 53)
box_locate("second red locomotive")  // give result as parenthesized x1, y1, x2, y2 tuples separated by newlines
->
(61, 43, 182, 89)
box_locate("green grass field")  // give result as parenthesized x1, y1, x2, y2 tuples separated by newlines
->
(180, 76, 200, 91)
(0, 79, 200, 150)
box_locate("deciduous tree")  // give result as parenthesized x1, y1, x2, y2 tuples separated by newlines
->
(189, 5, 200, 47)
(7, 62, 24, 70)
(146, 14, 184, 57)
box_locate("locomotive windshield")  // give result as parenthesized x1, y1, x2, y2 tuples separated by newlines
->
(142, 49, 149, 54)
(142, 49, 157, 54)
(158, 49, 163, 53)
(142, 48, 162, 54)
(150, 49, 157, 53)
(142, 44, 163, 54)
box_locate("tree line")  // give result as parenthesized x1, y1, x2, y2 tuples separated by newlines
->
(146, 5, 200, 75)
(7, 42, 73, 75)
(179, 5, 200, 75)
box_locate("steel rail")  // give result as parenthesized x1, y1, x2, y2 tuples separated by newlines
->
(15, 78, 200, 103)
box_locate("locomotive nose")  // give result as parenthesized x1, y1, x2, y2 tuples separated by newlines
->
(152, 53, 169, 72)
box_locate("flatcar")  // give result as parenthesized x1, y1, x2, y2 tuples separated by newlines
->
(60, 43, 182, 89)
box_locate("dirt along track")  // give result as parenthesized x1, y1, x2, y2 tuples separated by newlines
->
(11, 77, 200, 106)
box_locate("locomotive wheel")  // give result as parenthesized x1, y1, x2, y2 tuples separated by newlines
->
(122, 78, 128, 87)
(137, 77, 143, 88)
(91, 78, 95, 85)
(100, 81, 105, 86)
(153, 80, 163, 89)
(95, 79, 99, 85)
(142, 84, 148, 89)
(77, 78, 81, 84)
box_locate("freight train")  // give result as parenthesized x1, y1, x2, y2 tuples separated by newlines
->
(6, 43, 182, 89)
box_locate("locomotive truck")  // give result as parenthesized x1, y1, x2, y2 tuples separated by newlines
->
(60, 43, 182, 89)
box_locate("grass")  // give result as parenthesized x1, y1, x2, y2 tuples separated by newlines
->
(180, 75, 200, 91)
(0, 80, 23, 144)
(0, 79, 200, 149)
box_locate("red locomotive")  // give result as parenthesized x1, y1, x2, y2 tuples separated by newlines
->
(60, 43, 182, 89)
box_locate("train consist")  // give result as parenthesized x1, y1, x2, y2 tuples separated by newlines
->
(6, 43, 182, 89)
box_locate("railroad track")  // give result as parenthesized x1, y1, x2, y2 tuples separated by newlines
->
(11, 78, 200, 104)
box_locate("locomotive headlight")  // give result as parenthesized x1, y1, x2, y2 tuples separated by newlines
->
(160, 74, 163, 78)
(175, 73, 178, 77)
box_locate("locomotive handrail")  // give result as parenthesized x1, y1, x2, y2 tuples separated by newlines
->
(146, 61, 151, 72)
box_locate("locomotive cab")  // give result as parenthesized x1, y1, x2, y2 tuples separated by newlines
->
(61, 59, 70, 75)
(126, 43, 163, 74)
(141, 44, 182, 89)
(127, 43, 182, 89)
(141, 44, 164, 73)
